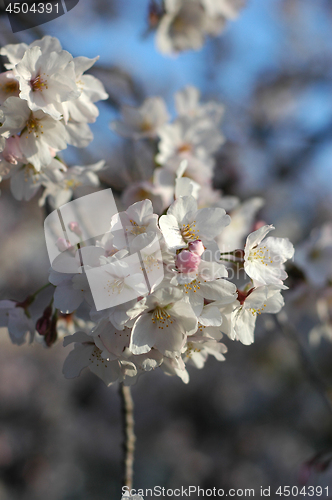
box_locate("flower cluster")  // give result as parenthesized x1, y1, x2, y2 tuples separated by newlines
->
(150, 0, 246, 55)
(0, 36, 108, 206)
(111, 85, 226, 212)
(2, 190, 294, 386)
(0, 37, 295, 388)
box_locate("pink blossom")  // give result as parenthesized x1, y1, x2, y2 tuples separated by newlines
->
(2, 136, 23, 165)
(176, 250, 201, 273)
(188, 239, 205, 256)
(68, 221, 82, 236)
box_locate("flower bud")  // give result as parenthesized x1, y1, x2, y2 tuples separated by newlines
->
(68, 221, 82, 236)
(253, 220, 267, 231)
(36, 305, 53, 336)
(44, 315, 58, 347)
(176, 250, 201, 273)
(56, 238, 72, 252)
(36, 315, 52, 337)
(188, 239, 205, 256)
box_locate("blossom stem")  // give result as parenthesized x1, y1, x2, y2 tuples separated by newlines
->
(220, 257, 244, 263)
(220, 249, 245, 263)
(31, 282, 53, 299)
(119, 383, 136, 489)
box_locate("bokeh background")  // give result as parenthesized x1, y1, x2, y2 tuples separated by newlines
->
(0, 0, 332, 498)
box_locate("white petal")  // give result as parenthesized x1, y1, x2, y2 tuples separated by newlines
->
(232, 308, 256, 345)
(159, 214, 186, 250)
(167, 195, 197, 225)
(63, 343, 94, 378)
(245, 225, 274, 251)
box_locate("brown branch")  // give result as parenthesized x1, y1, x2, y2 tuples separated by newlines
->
(119, 383, 136, 490)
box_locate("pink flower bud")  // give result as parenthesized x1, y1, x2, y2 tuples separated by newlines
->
(253, 220, 266, 231)
(176, 250, 201, 273)
(3, 136, 23, 165)
(188, 240, 205, 256)
(68, 221, 82, 236)
(56, 238, 72, 252)
(36, 316, 51, 336)
(36, 305, 53, 336)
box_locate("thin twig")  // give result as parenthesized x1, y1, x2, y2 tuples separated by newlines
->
(275, 315, 332, 417)
(119, 383, 136, 489)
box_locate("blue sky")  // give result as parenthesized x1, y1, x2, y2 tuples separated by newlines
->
(3, 0, 331, 213)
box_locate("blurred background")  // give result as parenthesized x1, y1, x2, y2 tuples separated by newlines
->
(0, 0, 332, 498)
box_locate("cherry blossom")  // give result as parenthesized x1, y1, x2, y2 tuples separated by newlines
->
(111, 97, 169, 139)
(16, 45, 79, 119)
(244, 225, 294, 286)
(155, 0, 246, 55)
(228, 285, 285, 345)
(63, 331, 137, 386)
(0, 36, 296, 392)
(159, 195, 230, 250)
(129, 286, 197, 358)
(0, 300, 36, 345)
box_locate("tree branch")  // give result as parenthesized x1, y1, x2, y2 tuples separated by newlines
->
(119, 383, 136, 490)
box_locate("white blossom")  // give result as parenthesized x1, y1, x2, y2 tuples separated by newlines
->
(39, 161, 104, 208)
(1, 97, 69, 170)
(129, 287, 197, 358)
(244, 225, 294, 286)
(156, 0, 209, 55)
(229, 286, 285, 345)
(110, 199, 160, 248)
(159, 195, 230, 251)
(175, 85, 224, 126)
(61, 56, 108, 123)
(156, 116, 224, 185)
(155, 0, 245, 55)
(202, 0, 246, 19)
(111, 97, 169, 139)
(0, 36, 63, 70)
(15, 45, 80, 120)
(63, 331, 137, 386)
(0, 300, 34, 345)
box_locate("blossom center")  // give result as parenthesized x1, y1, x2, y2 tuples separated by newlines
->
(178, 143, 192, 154)
(105, 276, 127, 296)
(181, 220, 199, 241)
(128, 219, 146, 236)
(26, 116, 43, 138)
(248, 304, 267, 316)
(65, 179, 82, 190)
(30, 74, 48, 92)
(184, 342, 201, 358)
(143, 254, 160, 273)
(183, 279, 201, 293)
(172, 14, 187, 32)
(151, 306, 173, 329)
(24, 163, 39, 183)
(248, 245, 273, 266)
(140, 120, 152, 132)
(88, 346, 109, 367)
(2, 79, 19, 94)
